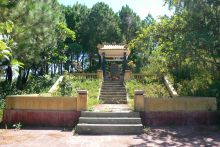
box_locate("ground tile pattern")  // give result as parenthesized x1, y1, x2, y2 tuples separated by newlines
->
(0, 125, 220, 147)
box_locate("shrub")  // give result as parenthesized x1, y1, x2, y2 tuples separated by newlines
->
(53, 75, 102, 111)
(0, 74, 59, 122)
(126, 78, 171, 99)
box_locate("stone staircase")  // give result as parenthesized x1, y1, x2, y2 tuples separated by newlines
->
(76, 111, 143, 135)
(99, 79, 127, 104)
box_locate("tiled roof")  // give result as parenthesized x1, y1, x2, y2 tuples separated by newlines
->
(100, 45, 126, 50)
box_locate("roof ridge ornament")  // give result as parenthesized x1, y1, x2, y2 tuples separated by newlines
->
(97, 42, 130, 49)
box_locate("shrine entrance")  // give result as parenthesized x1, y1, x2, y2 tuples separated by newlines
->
(98, 42, 131, 79)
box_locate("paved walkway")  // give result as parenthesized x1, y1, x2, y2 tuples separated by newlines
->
(0, 125, 220, 147)
(93, 104, 132, 112)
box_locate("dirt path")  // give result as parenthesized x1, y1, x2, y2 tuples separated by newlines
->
(0, 125, 220, 147)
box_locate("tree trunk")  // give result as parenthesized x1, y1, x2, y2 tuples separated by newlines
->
(17, 67, 22, 87)
(46, 61, 49, 74)
(61, 64, 63, 75)
(71, 53, 73, 69)
(82, 53, 84, 70)
(58, 64, 60, 74)
(25, 69, 30, 82)
(89, 56, 92, 72)
(21, 69, 30, 85)
(6, 66, 12, 83)
(54, 63, 56, 76)
(51, 63, 53, 77)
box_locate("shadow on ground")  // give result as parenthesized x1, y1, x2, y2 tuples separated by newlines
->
(129, 125, 220, 146)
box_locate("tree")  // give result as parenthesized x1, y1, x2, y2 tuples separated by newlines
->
(0, 0, 64, 83)
(84, 2, 121, 71)
(119, 5, 142, 43)
(162, 0, 220, 77)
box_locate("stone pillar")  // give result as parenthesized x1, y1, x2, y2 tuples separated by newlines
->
(123, 52, 127, 76)
(124, 70, 131, 81)
(77, 90, 88, 111)
(134, 90, 145, 111)
(97, 70, 103, 80)
(102, 52, 105, 78)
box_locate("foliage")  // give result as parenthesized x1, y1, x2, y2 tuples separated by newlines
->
(143, 126, 151, 135)
(119, 5, 142, 43)
(0, 20, 13, 61)
(127, 61, 136, 71)
(129, 0, 220, 115)
(0, 75, 59, 122)
(72, 62, 83, 73)
(13, 122, 22, 130)
(126, 78, 171, 99)
(53, 75, 102, 111)
(0, 99, 5, 122)
(24, 74, 59, 94)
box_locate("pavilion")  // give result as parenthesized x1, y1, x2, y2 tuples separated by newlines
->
(98, 42, 131, 78)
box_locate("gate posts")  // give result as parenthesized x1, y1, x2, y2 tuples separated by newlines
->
(134, 90, 145, 111)
(97, 70, 103, 80)
(77, 90, 88, 111)
(124, 70, 131, 81)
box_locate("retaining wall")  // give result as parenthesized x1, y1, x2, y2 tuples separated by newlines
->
(5, 95, 77, 111)
(135, 96, 218, 126)
(3, 110, 81, 127)
(144, 97, 217, 111)
(141, 111, 218, 126)
(3, 91, 88, 126)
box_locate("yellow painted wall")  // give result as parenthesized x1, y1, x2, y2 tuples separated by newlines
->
(5, 96, 77, 111)
(144, 97, 217, 111)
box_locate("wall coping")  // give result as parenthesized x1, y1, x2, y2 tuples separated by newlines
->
(144, 97, 216, 99)
(7, 94, 39, 97)
(77, 90, 88, 94)
(134, 90, 145, 95)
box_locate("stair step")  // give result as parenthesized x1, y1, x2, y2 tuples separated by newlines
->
(79, 117, 142, 124)
(103, 83, 123, 85)
(100, 92, 126, 95)
(101, 87, 126, 90)
(100, 98, 127, 101)
(102, 85, 125, 88)
(102, 100, 127, 104)
(104, 80, 124, 82)
(81, 112, 140, 117)
(76, 124, 143, 135)
(100, 97, 126, 100)
(100, 95, 126, 97)
(101, 90, 126, 92)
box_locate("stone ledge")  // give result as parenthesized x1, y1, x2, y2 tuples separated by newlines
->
(77, 90, 88, 94)
(134, 90, 145, 95)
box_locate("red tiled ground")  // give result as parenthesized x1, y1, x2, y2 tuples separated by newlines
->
(0, 125, 220, 147)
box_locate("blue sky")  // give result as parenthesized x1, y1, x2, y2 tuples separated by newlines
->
(57, 0, 174, 20)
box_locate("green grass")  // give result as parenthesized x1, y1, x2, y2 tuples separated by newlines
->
(125, 78, 171, 110)
(126, 78, 171, 99)
(53, 75, 102, 111)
